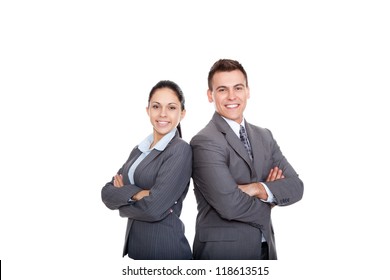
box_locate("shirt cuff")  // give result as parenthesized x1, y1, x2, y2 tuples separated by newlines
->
(260, 182, 276, 203)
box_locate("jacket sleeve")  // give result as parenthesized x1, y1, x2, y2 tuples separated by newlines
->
(101, 180, 144, 210)
(101, 149, 144, 210)
(118, 142, 192, 222)
(191, 134, 271, 229)
(261, 129, 304, 206)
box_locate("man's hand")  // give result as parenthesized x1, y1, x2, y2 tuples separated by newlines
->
(238, 167, 285, 199)
(266, 167, 285, 182)
(238, 182, 268, 200)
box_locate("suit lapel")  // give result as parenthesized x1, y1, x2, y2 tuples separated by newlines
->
(137, 149, 161, 170)
(212, 113, 256, 176)
(122, 149, 142, 185)
(131, 132, 179, 185)
(133, 149, 161, 183)
(121, 145, 162, 186)
(225, 129, 254, 167)
(246, 123, 263, 181)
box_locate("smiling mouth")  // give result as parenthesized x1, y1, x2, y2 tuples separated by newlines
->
(156, 121, 170, 126)
(225, 104, 239, 109)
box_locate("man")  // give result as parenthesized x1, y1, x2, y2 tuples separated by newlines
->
(190, 59, 304, 260)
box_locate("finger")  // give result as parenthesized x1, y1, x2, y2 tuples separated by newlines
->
(270, 167, 279, 181)
(117, 175, 123, 185)
(276, 168, 283, 180)
(266, 168, 274, 182)
(113, 175, 121, 187)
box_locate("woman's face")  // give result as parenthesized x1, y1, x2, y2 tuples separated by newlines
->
(147, 88, 185, 142)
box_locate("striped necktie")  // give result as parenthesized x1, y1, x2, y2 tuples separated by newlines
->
(239, 125, 253, 160)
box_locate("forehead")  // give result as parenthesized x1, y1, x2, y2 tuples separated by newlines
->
(211, 70, 246, 88)
(150, 88, 179, 103)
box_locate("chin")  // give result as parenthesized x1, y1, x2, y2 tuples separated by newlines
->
(155, 128, 172, 136)
(225, 114, 241, 121)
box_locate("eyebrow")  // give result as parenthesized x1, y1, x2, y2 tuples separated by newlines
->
(151, 101, 179, 105)
(215, 83, 245, 90)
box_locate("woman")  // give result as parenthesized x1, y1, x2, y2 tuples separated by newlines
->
(101, 80, 192, 260)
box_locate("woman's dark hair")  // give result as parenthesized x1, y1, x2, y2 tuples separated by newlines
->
(148, 80, 185, 137)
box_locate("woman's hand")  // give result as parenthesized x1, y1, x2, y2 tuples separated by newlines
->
(113, 174, 124, 188)
(113, 174, 150, 201)
(132, 190, 150, 201)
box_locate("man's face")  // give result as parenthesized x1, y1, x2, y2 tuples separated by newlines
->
(207, 70, 250, 124)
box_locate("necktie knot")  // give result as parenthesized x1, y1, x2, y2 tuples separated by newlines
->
(239, 125, 253, 160)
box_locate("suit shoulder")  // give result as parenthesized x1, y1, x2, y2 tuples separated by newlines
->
(190, 121, 223, 143)
(248, 122, 273, 137)
(247, 121, 267, 132)
(167, 137, 192, 153)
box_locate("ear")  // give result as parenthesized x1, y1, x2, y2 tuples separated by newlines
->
(207, 89, 214, 103)
(247, 86, 250, 99)
(180, 109, 186, 121)
(146, 106, 150, 116)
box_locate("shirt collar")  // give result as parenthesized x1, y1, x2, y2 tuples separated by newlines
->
(221, 116, 245, 138)
(138, 128, 177, 153)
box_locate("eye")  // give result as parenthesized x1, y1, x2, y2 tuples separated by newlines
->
(217, 88, 226, 93)
(152, 104, 160, 109)
(235, 86, 244, 91)
(169, 106, 177, 110)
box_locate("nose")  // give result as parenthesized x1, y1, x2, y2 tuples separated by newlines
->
(160, 107, 167, 117)
(227, 89, 236, 100)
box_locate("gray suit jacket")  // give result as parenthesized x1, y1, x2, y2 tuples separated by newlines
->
(191, 112, 304, 260)
(101, 132, 192, 260)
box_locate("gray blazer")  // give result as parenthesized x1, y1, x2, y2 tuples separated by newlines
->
(191, 112, 304, 260)
(101, 132, 192, 260)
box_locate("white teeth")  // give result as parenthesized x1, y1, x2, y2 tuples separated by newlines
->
(157, 121, 169, 126)
(226, 104, 238, 108)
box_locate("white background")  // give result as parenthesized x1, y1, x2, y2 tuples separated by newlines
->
(1, 0, 389, 279)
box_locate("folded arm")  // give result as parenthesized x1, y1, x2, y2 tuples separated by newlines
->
(191, 136, 271, 227)
(101, 167, 145, 210)
(261, 129, 304, 206)
(118, 143, 192, 222)
(238, 167, 284, 201)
